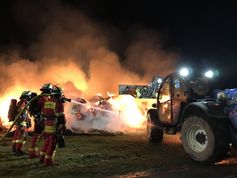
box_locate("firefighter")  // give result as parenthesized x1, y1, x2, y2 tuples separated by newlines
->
(39, 85, 66, 166)
(28, 83, 53, 159)
(12, 91, 32, 156)
(53, 86, 67, 149)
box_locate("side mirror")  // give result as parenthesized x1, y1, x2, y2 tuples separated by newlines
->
(152, 103, 157, 108)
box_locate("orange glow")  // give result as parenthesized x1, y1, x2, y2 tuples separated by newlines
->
(0, 85, 26, 126)
(0, 85, 155, 131)
(0, 61, 89, 128)
(0, 83, 153, 131)
(108, 95, 156, 129)
(0, 60, 162, 132)
(160, 95, 170, 103)
(109, 95, 144, 128)
(0, 3, 178, 131)
(45, 62, 88, 92)
(215, 157, 237, 165)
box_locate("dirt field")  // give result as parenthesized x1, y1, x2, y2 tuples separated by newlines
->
(1, 131, 237, 178)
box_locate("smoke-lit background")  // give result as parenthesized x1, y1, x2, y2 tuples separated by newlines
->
(0, 0, 178, 132)
(0, 0, 237, 131)
(0, 0, 178, 94)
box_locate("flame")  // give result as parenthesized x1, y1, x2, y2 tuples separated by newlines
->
(0, 65, 156, 132)
(0, 85, 26, 126)
(0, 61, 89, 128)
(109, 95, 155, 128)
(0, 86, 154, 131)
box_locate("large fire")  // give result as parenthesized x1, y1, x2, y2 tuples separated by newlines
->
(0, 0, 177, 133)
(0, 84, 155, 132)
(0, 57, 162, 132)
(0, 58, 155, 133)
(109, 95, 150, 128)
(67, 94, 156, 132)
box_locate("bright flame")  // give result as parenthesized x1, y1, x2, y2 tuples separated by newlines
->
(109, 95, 144, 128)
(0, 85, 26, 126)
(67, 93, 157, 133)
(0, 83, 152, 131)
(109, 95, 155, 128)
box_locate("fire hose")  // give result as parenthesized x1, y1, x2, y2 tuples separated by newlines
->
(0, 94, 50, 142)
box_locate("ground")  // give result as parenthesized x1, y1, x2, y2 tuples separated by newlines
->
(0, 130, 237, 178)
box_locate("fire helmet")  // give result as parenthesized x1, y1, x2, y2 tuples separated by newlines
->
(30, 92, 37, 98)
(40, 83, 53, 94)
(51, 85, 63, 96)
(19, 91, 32, 101)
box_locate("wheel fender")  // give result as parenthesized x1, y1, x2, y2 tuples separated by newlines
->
(181, 102, 227, 122)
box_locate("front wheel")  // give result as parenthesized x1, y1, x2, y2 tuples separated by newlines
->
(147, 110, 163, 143)
(181, 115, 230, 164)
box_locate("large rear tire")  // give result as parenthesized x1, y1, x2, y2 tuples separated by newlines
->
(147, 109, 163, 143)
(181, 115, 230, 164)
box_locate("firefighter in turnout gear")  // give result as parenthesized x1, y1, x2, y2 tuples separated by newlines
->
(39, 85, 66, 166)
(53, 86, 67, 149)
(12, 91, 32, 156)
(28, 83, 53, 159)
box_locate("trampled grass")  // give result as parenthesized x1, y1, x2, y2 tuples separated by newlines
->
(1, 132, 236, 178)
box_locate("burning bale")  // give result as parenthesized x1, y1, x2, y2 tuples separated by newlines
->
(71, 94, 115, 122)
(0, 87, 150, 136)
(71, 97, 91, 121)
(66, 93, 148, 134)
(69, 94, 121, 133)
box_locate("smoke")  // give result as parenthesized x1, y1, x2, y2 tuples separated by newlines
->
(66, 102, 124, 133)
(125, 29, 178, 79)
(0, 0, 178, 132)
(67, 95, 147, 133)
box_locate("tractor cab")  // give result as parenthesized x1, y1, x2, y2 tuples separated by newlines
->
(157, 73, 189, 126)
(155, 72, 211, 127)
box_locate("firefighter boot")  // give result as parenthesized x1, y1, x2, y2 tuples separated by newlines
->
(15, 142, 26, 156)
(29, 133, 42, 158)
(44, 156, 53, 167)
(15, 149, 26, 156)
(12, 144, 16, 153)
(29, 148, 38, 159)
(39, 152, 45, 163)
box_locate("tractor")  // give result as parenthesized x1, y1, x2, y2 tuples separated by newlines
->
(147, 71, 237, 164)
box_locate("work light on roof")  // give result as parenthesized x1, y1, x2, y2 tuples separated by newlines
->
(204, 70, 214, 78)
(179, 67, 189, 77)
(157, 78, 162, 84)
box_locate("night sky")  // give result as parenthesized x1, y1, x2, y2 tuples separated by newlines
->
(0, 0, 237, 89)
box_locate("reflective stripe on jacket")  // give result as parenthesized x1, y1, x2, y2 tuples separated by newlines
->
(44, 120, 56, 133)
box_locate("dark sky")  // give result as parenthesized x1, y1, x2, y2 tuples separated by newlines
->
(0, 0, 237, 88)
